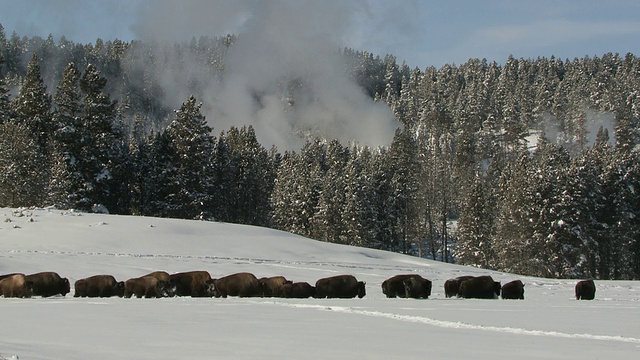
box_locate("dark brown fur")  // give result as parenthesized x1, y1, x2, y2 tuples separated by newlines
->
(25, 272, 70, 297)
(382, 274, 429, 298)
(402, 276, 432, 299)
(444, 275, 475, 298)
(258, 276, 292, 297)
(169, 271, 215, 297)
(459, 276, 501, 299)
(501, 280, 525, 299)
(315, 275, 366, 299)
(0, 273, 34, 298)
(74, 275, 125, 298)
(575, 279, 596, 300)
(212, 272, 262, 298)
(124, 275, 173, 298)
(282, 282, 316, 298)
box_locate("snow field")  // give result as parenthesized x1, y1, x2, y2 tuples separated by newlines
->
(1, 207, 639, 359)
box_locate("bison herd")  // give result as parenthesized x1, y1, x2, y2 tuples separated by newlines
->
(0, 271, 597, 300)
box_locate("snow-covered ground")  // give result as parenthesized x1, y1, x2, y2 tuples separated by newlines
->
(1, 207, 638, 360)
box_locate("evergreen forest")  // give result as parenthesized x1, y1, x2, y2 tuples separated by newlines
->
(1, 26, 640, 279)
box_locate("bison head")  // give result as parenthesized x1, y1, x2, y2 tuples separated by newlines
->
(23, 280, 35, 298)
(357, 281, 366, 298)
(157, 280, 177, 298)
(62, 278, 71, 295)
(115, 281, 125, 297)
(204, 279, 216, 297)
(493, 282, 501, 297)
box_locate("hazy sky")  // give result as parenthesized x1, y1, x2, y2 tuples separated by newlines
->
(2, 0, 639, 69)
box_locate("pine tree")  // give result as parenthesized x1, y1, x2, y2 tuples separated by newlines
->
(159, 95, 215, 219)
(270, 152, 298, 232)
(455, 170, 494, 268)
(50, 62, 84, 209)
(12, 53, 52, 150)
(492, 150, 535, 274)
(342, 145, 378, 248)
(271, 139, 325, 239)
(528, 136, 578, 277)
(0, 53, 11, 123)
(0, 121, 48, 206)
(216, 125, 275, 225)
(387, 128, 420, 254)
(311, 140, 349, 243)
(128, 113, 154, 216)
(79, 63, 130, 213)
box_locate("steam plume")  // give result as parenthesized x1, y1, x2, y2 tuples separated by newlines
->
(133, 0, 398, 150)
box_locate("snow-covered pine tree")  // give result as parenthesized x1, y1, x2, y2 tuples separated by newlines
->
(217, 125, 275, 226)
(50, 62, 84, 209)
(12, 54, 52, 151)
(291, 139, 326, 238)
(160, 95, 215, 220)
(0, 121, 48, 206)
(310, 139, 349, 244)
(455, 169, 495, 268)
(270, 151, 297, 232)
(0, 53, 11, 123)
(342, 145, 378, 248)
(78, 63, 130, 213)
(492, 149, 535, 274)
(528, 135, 579, 278)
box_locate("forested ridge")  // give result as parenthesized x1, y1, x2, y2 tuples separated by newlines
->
(1, 26, 640, 279)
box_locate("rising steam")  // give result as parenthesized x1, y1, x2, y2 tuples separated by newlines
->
(133, 0, 399, 150)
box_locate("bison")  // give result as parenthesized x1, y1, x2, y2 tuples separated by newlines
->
(0, 273, 34, 298)
(444, 275, 475, 298)
(124, 275, 175, 298)
(258, 276, 292, 297)
(575, 279, 596, 300)
(25, 272, 70, 297)
(169, 271, 215, 297)
(501, 280, 525, 299)
(212, 272, 263, 298)
(403, 276, 432, 299)
(382, 274, 431, 298)
(282, 282, 316, 298)
(459, 275, 501, 299)
(74, 275, 125, 298)
(315, 275, 366, 299)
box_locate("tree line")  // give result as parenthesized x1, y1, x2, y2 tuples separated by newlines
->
(1, 27, 639, 279)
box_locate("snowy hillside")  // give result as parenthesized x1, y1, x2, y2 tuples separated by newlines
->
(1, 207, 639, 360)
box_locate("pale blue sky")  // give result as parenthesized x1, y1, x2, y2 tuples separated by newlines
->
(1, 0, 639, 68)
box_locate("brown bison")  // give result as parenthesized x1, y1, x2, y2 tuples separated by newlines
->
(282, 282, 316, 298)
(382, 274, 431, 298)
(575, 279, 596, 300)
(315, 275, 366, 299)
(25, 272, 71, 297)
(212, 272, 263, 298)
(402, 276, 432, 299)
(459, 276, 501, 299)
(501, 280, 525, 299)
(0, 273, 34, 298)
(258, 276, 292, 297)
(169, 271, 215, 297)
(444, 275, 475, 298)
(124, 275, 176, 298)
(74, 275, 125, 298)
